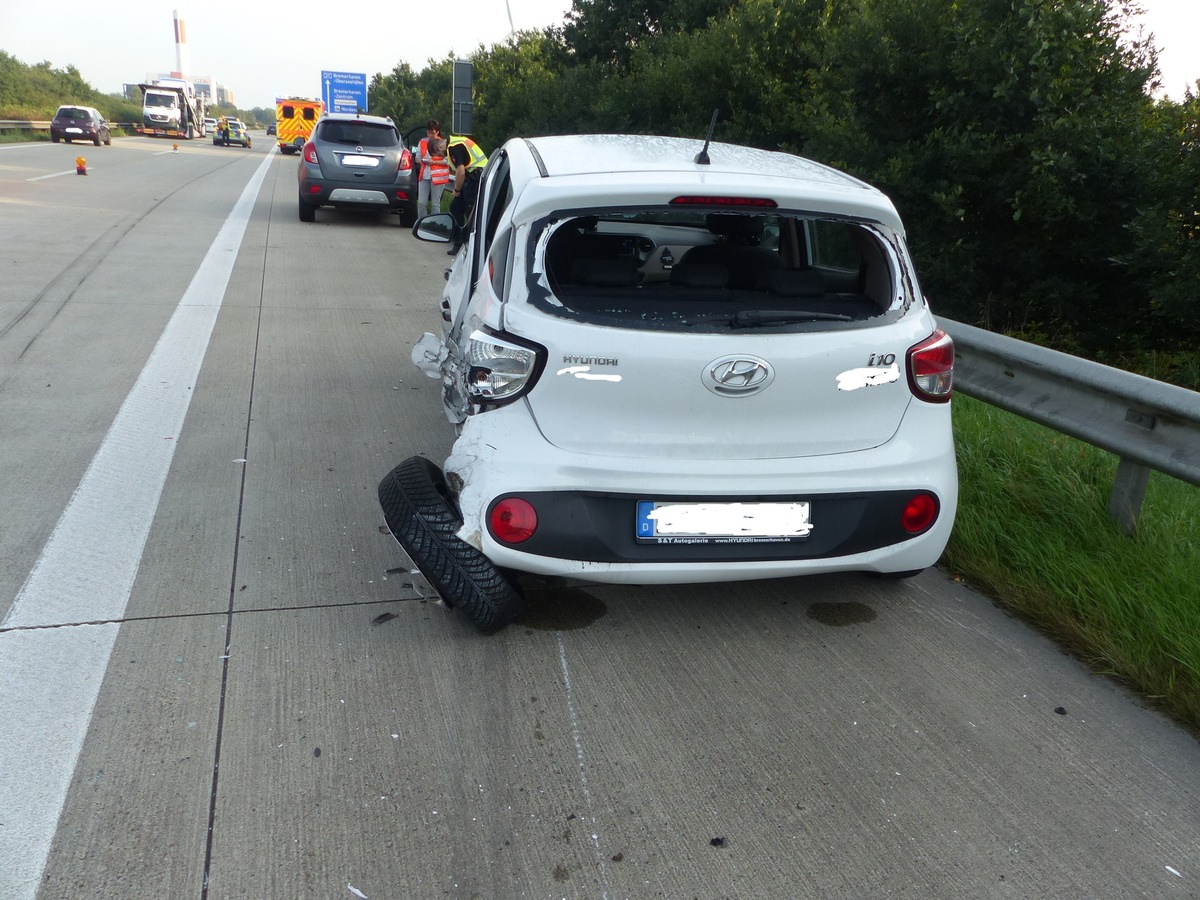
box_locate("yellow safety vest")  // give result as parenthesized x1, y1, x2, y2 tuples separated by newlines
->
(448, 137, 488, 172)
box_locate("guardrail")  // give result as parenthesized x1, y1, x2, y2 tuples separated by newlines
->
(940, 317, 1200, 533)
(0, 119, 51, 130)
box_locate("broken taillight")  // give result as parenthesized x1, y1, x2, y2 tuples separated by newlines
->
(906, 329, 954, 402)
(464, 330, 546, 406)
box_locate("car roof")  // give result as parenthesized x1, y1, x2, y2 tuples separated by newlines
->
(505, 134, 904, 230)
(319, 112, 393, 125)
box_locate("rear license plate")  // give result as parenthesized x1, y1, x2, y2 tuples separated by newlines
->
(636, 500, 813, 544)
(341, 154, 379, 168)
(67, 128, 83, 134)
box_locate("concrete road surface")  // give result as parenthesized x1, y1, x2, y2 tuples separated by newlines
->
(0, 136, 1197, 899)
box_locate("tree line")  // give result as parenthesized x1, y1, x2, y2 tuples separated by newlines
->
(0, 51, 270, 129)
(369, 0, 1200, 360)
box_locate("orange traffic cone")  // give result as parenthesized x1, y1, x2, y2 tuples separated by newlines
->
(75, 157, 87, 175)
(172, 143, 179, 153)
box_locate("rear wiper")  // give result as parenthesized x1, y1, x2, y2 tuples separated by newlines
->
(732, 309, 853, 327)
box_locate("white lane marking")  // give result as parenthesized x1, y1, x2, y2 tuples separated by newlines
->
(0, 147, 277, 900)
(27, 170, 78, 181)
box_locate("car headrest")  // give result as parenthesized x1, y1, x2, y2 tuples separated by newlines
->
(756, 268, 825, 297)
(705, 214, 764, 241)
(670, 263, 730, 289)
(569, 258, 644, 287)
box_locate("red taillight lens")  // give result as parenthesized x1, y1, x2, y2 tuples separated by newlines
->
(907, 328, 954, 402)
(302, 142, 318, 164)
(490, 498, 537, 543)
(398, 148, 413, 173)
(901, 493, 939, 533)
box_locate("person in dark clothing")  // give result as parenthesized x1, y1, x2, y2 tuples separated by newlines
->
(446, 139, 481, 255)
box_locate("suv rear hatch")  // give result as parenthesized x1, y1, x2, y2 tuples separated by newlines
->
(314, 120, 399, 184)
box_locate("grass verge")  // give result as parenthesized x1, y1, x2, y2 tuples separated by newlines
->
(943, 394, 1200, 733)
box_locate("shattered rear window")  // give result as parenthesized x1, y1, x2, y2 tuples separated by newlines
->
(530, 208, 910, 333)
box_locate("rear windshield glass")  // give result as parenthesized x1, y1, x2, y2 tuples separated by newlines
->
(530, 209, 910, 332)
(317, 121, 399, 146)
(56, 107, 90, 119)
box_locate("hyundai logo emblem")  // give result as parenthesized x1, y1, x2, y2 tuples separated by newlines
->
(703, 355, 775, 396)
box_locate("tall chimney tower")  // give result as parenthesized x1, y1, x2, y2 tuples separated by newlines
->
(172, 10, 190, 78)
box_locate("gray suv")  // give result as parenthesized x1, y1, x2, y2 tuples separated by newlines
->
(297, 113, 417, 225)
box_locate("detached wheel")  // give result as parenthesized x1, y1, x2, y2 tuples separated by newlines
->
(378, 456, 524, 634)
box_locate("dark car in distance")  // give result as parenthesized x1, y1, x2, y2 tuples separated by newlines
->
(50, 106, 112, 146)
(297, 112, 417, 225)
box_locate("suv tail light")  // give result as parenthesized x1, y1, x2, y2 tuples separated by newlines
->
(398, 148, 414, 174)
(906, 328, 954, 402)
(464, 330, 546, 406)
(302, 141, 318, 164)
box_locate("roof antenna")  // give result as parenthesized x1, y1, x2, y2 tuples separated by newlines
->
(694, 109, 718, 165)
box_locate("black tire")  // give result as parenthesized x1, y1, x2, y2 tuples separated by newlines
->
(378, 456, 524, 634)
(868, 568, 925, 580)
(298, 200, 316, 222)
(93, 136, 100, 146)
(52, 136, 60, 143)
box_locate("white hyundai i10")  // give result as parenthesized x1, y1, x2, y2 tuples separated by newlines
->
(380, 132, 957, 633)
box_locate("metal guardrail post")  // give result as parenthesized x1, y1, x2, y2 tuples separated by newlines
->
(939, 317, 1200, 534)
(1109, 458, 1151, 535)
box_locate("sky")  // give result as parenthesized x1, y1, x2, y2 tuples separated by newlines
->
(2, 0, 1197, 111)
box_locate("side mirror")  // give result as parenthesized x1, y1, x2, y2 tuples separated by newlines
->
(414, 213, 454, 243)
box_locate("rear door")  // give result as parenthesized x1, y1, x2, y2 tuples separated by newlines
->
(507, 208, 932, 460)
(508, 306, 929, 460)
(315, 120, 399, 185)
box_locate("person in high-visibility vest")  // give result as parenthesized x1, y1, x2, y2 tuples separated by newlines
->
(416, 119, 451, 218)
(446, 136, 489, 254)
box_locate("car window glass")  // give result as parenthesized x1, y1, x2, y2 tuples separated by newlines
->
(319, 122, 398, 146)
(532, 210, 903, 333)
(476, 152, 512, 248)
(488, 227, 513, 298)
